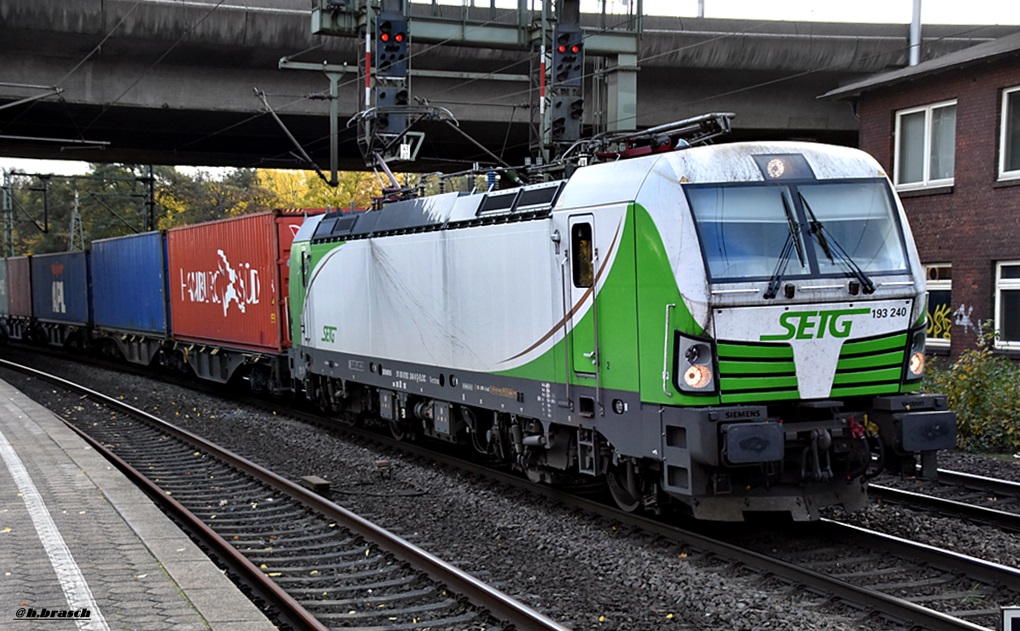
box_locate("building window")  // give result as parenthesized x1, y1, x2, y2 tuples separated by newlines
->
(925, 264, 952, 348)
(894, 100, 956, 189)
(995, 262, 1020, 349)
(999, 86, 1020, 180)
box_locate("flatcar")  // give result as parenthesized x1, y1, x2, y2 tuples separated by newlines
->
(1, 209, 319, 392)
(289, 140, 957, 521)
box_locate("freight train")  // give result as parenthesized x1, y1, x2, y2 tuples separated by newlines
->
(0, 138, 957, 521)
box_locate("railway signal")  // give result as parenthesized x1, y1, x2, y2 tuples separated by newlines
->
(552, 28, 584, 88)
(549, 26, 584, 145)
(376, 18, 408, 77)
(550, 96, 582, 142)
(373, 12, 409, 137)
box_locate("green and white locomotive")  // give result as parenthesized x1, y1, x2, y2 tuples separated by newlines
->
(288, 131, 956, 521)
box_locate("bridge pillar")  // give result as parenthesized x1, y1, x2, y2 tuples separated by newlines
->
(606, 53, 639, 133)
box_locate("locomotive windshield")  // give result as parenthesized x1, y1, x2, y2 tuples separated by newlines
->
(687, 179, 909, 282)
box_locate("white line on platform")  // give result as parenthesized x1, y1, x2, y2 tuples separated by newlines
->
(0, 426, 109, 631)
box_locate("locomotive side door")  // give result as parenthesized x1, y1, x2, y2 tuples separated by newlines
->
(567, 214, 598, 378)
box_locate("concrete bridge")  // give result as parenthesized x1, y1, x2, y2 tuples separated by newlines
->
(0, 0, 1013, 171)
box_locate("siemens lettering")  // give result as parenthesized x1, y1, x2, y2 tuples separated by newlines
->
(760, 308, 870, 341)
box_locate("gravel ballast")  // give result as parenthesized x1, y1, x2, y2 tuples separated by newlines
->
(3, 351, 1018, 631)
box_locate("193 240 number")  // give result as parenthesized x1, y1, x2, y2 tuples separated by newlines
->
(872, 306, 908, 319)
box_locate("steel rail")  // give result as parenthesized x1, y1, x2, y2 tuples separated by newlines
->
(230, 383, 1006, 631)
(2, 350, 1002, 630)
(819, 519, 1020, 592)
(62, 421, 328, 631)
(0, 358, 571, 631)
(564, 506, 993, 631)
(869, 483, 1020, 532)
(283, 409, 995, 631)
(0, 358, 325, 631)
(937, 468, 1020, 496)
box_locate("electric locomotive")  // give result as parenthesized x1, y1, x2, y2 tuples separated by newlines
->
(290, 134, 956, 521)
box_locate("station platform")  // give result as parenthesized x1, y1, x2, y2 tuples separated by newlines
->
(0, 378, 277, 631)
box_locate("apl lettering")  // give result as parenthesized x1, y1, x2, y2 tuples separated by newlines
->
(759, 308, 870, 341)
(51, 281, 66, 314)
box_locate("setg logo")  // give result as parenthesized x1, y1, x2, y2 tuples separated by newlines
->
(760, 308, 870, 341)
(321, 325, 337, 343)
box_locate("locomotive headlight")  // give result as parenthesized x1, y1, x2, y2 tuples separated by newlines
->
(683, 364, 713, 389)
(905, 327, 926, 381)
(908, 351, 925, 377)
(675, 335, 717, 394)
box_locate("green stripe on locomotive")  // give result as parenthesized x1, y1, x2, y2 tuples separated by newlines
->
(496, 203, 712, 405)
(496, 201, 922, 406)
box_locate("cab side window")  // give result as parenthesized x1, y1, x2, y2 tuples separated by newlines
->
(571, 223, 593, 288)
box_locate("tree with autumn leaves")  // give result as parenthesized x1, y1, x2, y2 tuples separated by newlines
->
(4, 164, 387, 255)
(156, 167, 385, 228)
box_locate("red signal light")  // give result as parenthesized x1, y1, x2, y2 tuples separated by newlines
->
(558, 44, 567, 53)
(380, 32, 390, 42)
(394, 33, 405, 43)
(571, 44, 581, 53)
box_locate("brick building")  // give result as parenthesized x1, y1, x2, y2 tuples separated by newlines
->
(822, 31, 1020, 359)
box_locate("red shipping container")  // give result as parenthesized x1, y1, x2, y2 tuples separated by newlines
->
(7, 256, 33, 318)
(166, 211, 311, 353)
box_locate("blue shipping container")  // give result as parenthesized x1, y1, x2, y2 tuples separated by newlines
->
(91, 231, 169, 336)
(0, 259, 8, 316)
(31, 251, 91, 326)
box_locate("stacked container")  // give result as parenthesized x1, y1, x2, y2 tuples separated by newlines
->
(31, 251, 91, 327)
(165, 211, 307, 352)
(0, 259, 8, 318)
(7, 256, 33, 320)
(91, 231, 170, 337)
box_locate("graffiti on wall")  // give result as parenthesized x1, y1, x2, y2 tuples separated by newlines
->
(927, 302, 952, 341)
(925, 302, 991, 344)
(953, 304, 975, 334)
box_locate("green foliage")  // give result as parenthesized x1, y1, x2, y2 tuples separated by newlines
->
(5, 165, 378, 253)
(4, 164, 161, 255)
(263, 169, 382, 210)
(156, 167, 277, 228)
(923, 325, 1020, 453)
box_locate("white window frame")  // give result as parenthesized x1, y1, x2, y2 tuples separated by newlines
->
(994, 261, 1020, 350)
(894, 100, 957, 190)
(998, 86, 1020, 181)
(924, 264, 951, 348)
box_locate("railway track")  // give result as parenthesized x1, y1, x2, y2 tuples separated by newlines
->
(248, 395, 1020, 630)
(870, 470, 1020, 532)
(5, 350, 1020, 630)
(0, 358, 569, 631)
(727, 519, 1020, 631)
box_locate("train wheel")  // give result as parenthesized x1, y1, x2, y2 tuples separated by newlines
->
(389, 419, 415, 442)
(606, 461, 642, 513)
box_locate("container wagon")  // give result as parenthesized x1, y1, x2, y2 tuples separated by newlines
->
(5, 256, 33, 341)
(30, 251, 92, 347)
(0, 259, 8, 336)
(90, 231, 171, 365)
(164, 209, 318, 391)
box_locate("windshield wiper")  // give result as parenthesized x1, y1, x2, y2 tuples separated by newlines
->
(764, 193, 805, 299)
(799, 192, 875, 294)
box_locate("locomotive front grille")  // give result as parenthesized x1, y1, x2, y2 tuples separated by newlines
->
(716, 332, 907, 404)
